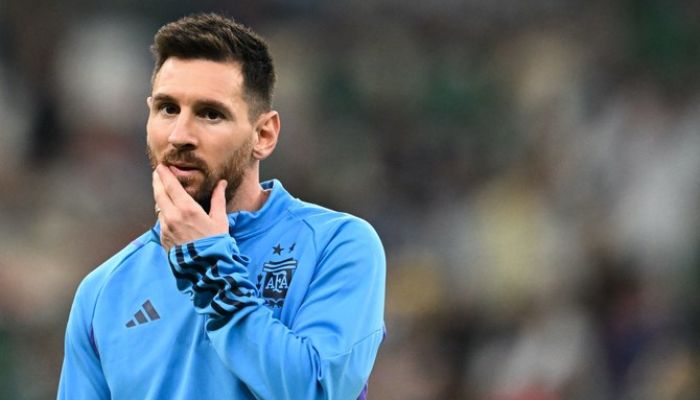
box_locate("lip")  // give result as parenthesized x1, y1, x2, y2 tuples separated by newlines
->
(167, 164, 201, 179)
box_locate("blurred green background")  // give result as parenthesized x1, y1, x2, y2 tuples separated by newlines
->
(1, 1, 699, 399)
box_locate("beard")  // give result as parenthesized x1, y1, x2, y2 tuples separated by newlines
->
(147, 138, 254, 213)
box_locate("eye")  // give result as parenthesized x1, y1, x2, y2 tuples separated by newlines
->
(158, 103, 179, 116)
(201, 108, 224, 121)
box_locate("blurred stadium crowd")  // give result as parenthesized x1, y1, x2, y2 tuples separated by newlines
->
(1, 1, 699, 399)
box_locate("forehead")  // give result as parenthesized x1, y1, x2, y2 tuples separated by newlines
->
(152, 58, 244, 102)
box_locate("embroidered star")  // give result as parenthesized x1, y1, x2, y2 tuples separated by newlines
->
(289, 243, 296, 253)
(272, 244, 283, 255)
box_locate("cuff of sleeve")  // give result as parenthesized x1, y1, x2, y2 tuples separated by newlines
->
(167, 233, 263, 330)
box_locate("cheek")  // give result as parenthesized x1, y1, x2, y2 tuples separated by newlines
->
(209, 138, 249, 170)
(145, 126, 167, 167)
(146, 118, 167, 150)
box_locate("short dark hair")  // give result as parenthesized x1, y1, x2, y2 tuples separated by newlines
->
(151, 13, 276, 119)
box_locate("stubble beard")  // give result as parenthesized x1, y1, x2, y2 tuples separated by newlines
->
(147, 138, 254, 213)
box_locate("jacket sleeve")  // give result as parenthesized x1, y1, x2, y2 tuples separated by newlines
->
(57, 280, 110, 399)
(168, 218, 386, 400)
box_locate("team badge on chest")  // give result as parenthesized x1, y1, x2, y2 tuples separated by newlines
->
(257, 258, 298, 308)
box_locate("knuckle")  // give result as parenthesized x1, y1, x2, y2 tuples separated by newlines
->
(163, 210, 182, 225)
(183, 207, 198, 218)
(171, 213, 183, 225)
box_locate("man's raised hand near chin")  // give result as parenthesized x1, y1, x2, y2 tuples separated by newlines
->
(152, 164, 229, 252)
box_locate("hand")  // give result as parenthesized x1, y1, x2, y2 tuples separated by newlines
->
(153, 164, 229, 252)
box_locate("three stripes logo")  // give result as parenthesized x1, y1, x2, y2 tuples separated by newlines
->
(125, 300, 161, 328)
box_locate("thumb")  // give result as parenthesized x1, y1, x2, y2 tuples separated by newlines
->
(209, 180, 228, 220)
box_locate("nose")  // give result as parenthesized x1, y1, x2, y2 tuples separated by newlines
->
(168, 111, 198, 149)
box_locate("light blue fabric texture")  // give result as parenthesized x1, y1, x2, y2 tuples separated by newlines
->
(58, 180, 385, 399)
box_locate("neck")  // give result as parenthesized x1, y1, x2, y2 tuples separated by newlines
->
(225, 170, 270, 213)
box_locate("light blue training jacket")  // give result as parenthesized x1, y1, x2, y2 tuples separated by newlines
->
(58, 179, 386, 399)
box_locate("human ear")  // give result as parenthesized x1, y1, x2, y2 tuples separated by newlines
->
(252, 111, 280, 160)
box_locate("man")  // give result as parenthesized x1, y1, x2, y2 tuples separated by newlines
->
(58, 13, 386, 399)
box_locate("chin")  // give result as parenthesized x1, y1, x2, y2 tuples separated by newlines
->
(189, 185, 216, 207)
(177, 180, 198, 197)
(183, 188, 197, 198)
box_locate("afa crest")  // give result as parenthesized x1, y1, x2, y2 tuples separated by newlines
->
(257, 258, 298, 308)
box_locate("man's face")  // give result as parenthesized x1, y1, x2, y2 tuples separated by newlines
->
(146, 57, 256, 210)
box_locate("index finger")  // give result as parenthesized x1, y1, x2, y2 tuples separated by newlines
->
(152, 168, 175, 212)
(155, 164, 198, 207)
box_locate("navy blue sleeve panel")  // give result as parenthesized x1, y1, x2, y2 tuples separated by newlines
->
(57, 275, 111, 399)
(168, 217, 386, 400)
(167, 234, 264, 329)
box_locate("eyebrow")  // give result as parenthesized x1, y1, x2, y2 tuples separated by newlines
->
(151, 93, 236, 120)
